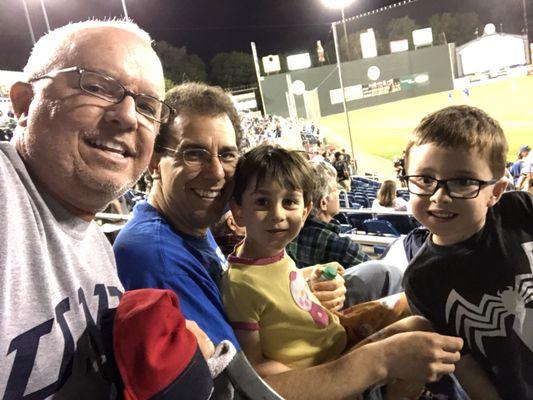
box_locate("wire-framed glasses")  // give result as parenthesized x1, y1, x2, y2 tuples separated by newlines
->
(29, 66, 173, 123)
(402, 175, 499, 199)
(158, 146, 240, 171)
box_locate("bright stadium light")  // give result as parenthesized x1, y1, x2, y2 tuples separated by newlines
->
(322, 0, 354, 8)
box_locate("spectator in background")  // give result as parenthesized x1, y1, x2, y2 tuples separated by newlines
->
(287, 160, 408, 306)
(394, 151, 406, 187)
(211, 209, 246, 257)
(333, 151, 351, 191)
(504, 161, 515, 191)
(372, 180, 407, 212)
(516, 146, 533, 190)
(510, 144, 530, 186)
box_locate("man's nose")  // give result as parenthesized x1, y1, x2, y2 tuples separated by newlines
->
(204, 155, 225, 180)
(104, 95, 138, 131)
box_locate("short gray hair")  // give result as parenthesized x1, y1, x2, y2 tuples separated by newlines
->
(310, 160, 337, 215)
(23, 18, 152, 80)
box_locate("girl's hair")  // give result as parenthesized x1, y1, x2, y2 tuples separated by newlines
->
(377, 180, 397, 208)
(233, 145, 313, 206)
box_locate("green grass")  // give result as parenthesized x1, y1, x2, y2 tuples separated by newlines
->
(320, 76, 533, 162)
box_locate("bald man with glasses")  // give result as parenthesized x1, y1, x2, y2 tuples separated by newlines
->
(0, 20, 169, 397)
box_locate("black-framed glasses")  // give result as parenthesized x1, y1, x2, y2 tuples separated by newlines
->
(29, 66, 173, 123)
(158, 146, 240, 171)
(402, 175, 499, 199)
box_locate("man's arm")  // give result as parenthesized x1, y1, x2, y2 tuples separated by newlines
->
(454, 355, 502, 400)
(264, 330, 463, 400)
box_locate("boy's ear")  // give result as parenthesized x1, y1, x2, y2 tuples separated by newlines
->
(148, 153, 162, 179)
(487, 178, 508, 207)
(229, 199, 245, 227)
(10, 82, 33, 128)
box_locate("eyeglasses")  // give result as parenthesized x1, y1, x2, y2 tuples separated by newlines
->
(158, 146, 240, 171)
(29, 66, 173, 123)
(402, 175, 499, 199)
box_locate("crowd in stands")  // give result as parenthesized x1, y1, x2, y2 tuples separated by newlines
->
(238, 113, 320, 152)
(1, 17, 532, 400)
(0, 109, 15, 142)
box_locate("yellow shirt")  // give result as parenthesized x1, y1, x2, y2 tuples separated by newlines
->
(221, 248, 347, 369)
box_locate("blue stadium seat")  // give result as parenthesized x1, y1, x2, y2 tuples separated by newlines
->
(363, 219, 400, 237)
(353, 195, 370, 208)
(377, 214, 417, 234)
(347, 213, 371, 232)
(333, 212, 349, 225)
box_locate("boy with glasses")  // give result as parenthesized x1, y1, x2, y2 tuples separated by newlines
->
(403, 105, 533, 399)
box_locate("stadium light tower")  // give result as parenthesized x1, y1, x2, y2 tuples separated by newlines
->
(322, 0, 355, 57)
(322, 0, 356, 162)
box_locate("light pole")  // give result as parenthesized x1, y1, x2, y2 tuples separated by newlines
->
(522, 0, 530, 63)
(322, 0, 354, 60)
(322, 0, 356, 161)
(121, 0, 129, 18)
(20, 0, 36, 45)
(39, 0, 51, 32)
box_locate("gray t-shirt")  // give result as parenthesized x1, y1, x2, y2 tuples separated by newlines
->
(0, 142, 124, 399)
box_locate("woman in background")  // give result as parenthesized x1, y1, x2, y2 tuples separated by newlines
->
(372, 180, 407, 211)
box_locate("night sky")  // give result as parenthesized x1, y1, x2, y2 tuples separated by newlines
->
(0, 0, 528, 70)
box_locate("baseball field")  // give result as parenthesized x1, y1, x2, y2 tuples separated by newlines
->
(319, 75, 533, 176)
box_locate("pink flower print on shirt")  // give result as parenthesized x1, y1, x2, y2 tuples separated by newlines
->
(289, 270, 329, 328)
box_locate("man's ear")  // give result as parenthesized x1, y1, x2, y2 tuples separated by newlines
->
(302, 201, 313, 222)
(319, 196, 328, 212)
(148, 152, 162, 179)
(229, 199, 245, 227)
(10, 82, 33, 127)
(487, 178, 508, 207)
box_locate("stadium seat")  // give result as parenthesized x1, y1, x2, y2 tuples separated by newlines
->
(330, 218, 353, 233)
(347, 213, 371, 232)
(377, 214, 417, 235)
(333, 212, 349, 225)
(353, 195, 370, 208)
(363, 219, 400, 237)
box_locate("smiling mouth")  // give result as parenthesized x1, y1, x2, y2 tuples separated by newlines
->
(85, 138, 132, 158)
(193, 189, 222, 200)
(427, 210, 457, 220)
(267, 229, 289, 234)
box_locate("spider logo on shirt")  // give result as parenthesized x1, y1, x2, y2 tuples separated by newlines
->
(445, 241, 533, 356)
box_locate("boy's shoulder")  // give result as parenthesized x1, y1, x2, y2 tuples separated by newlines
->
(492, 191, 533, 221)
